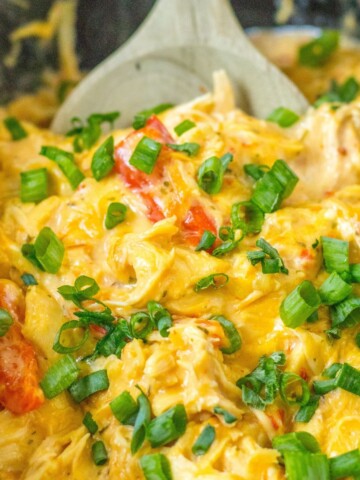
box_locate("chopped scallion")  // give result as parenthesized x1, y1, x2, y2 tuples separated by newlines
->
(213, 406, 237, 424)
(231, 201, 264, 234)
(0, 309, 13, 337)
(318, 271, 352, 305)
(110, 391, 139, 425)
(105, 202, 127, 229)
(91, 440, 108, 466)
(194, 273, 229, 292)
(212, 315, 242, 354)
(133, 104, 173, 130)
(192, 424, 216, 456)
(195, 230, 216, 251)
(129, 136, 162, 174)
(68, 369, 109, 403)
(20, 168, 48, 203)
(21, 273, 38, 286)
(40, 354, 79, 399)
(91, 136, 115, 181)
(83, 412, 98, 434)
(53, 320, 90, 354)
(298, 30, 339, 67)
(146, 404, 187, 448)
(34, 227, 64, 274)
(174, 119, 196, 136)
(280, 280, 321, 328)
(40, 146, 84, 189)
(131, 390, 151, 454)
(147, 301, 173, 337)
(140, 453, 173, 480)
(166, 142, 200, 156)
(130, 312, 154, 339)
(267, 107, 299, 128)
(4, 116, 27, 140)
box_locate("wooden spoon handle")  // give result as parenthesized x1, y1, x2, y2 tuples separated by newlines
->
(125, 0, 251, 56)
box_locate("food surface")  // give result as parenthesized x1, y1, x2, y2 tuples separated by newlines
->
(1, 32, 360, 480)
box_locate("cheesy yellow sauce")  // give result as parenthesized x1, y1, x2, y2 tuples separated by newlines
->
(1, 37, 360, 480)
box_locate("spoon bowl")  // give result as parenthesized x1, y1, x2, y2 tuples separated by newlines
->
(52, 0, 308, 132)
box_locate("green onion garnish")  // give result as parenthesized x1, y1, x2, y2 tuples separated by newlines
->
(146, 404, 187, 448)
(129, 136, 162, 174)
(67, 111, 120, 153)
(147, 301, 173, 337)
(82, 412, 98, 434)
(131, 390, 151, 454)
(58, 275, 100, 307)
(40, 146, 85, 189)
(212, 315, 242, 354)
(197, 153, 233, 195)
(91, 440, 108, 466)
(314, 362, 360, 397)
(0, 309, 13, 337)
(105, 202, 127, 229)
(247, 238, 288, 275)
(315, 77, 360, 108)
(40, 354, 79, 399)
(231, 201, 264, 234)
(195, 230, 216, 251)
(68, 369, 109, 403)
(279, 372, 310, 406)
(20, 168, 48, 203)
(21, 273, 37, 286)
(350, 264, 360, 283)
(91, 136, 115, 181)
(21, 244, 44, 271)
(166, 142, 200, 156)
(295, 395, 320, 423)
(91, 324, 127, 359)
(213, 406, 237, 424)
(283, 452, 330, 480)
(330, 295, 360, 330)
(194, 273, 229, 292)
(329, 449, 360, 479)
(321, 236, 350, 276)
(267, 107, 300, 128)
(192, 424, 216, 456)
(318, 271, 352, 305)
(33, 227, 64, 274)
(174, 119, 196, 136)
(272, 432, 321, 455)
(4, 116, 27, 140)
(133, 104, 173, 130)
(280, 280, 321, 328)
(243, 164, 269, 181)
(212, 239, 240, 257)
(130, 312, 154, 339)
(140, 453, 172, 480)
(53, 320, 90, 354)
(110, 391, 139, 425)
(298, 30, 339, 67)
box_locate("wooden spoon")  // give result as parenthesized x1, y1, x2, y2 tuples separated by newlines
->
(52, 0, 308, 132)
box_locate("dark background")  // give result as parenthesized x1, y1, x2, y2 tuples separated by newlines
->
(0, 0, 356, 104)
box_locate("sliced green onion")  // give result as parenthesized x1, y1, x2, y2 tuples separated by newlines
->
(91, 324, 127, 359)
(130, 312, 154, 339)
(105, 202, 127, 229)
(133, 104, 173, 130)
(40, 354, 79, 399)
(279, 372, 310, 406)
(298, 30, 339, 67)
(140, 453, 172, 480)
(312, 239, 320, 249)
(350, 264, 360, 283)
(283, 452, 330, 480)
(213, 406, 237, 424)
(174, 119, 196, 136)
(82, 412, 98, 434)
(21, 244, 44, 271)
(267, 107, 300, 128)
(212, 315, 242, 354)
(147, 301, 173, 337)
(110, 391, 139, 425)
(321, 236, 350, 276)
(4, 116, 27, 140)
(34, 227, 64, 274)
(218, 226, 234, 241)
(271, 159, 299, 200)
(194, 273, 229, 292)
(146, 404, 187, 448)
(272, 432, 321, 455)
(329, 449, 360, 479)
(280, 280, 321, 328)
(318, 271, 352, 305)
(212, 239, 240, 257)
(330, 295, 360, 329)
(243, 164, 269, 181)
(131, 390, 152, 454)
(91, 136, 114, 181)
(129, 136, 162, 174)
(247, 250, 266, 265)
(220, 153, 233, 171)
(20, 168, 48, 203)
(313, 378, 337, 395)
(295, 395, 320, 423)
(335, 362, 360, 396)
(21, 273, 37, 286)
(91, 440, 108, 466)
(253, 238, 289, 275)
(58, 275, 100, 306)
(53, 320, 89, 354)
(197, 156, 224, 194)
(192, 424, 216, 456)
(0, 309, 13, 337)
(68, 369, 109, 403)
(251, 171, 283, 213)
(307, 311, 319, 323)
(40, 146, 85, 189)
(231, 201, 264, 234)
(195, 230, 216, 251)
(315, 77, 360, 107)
(167, 142, 200, 156)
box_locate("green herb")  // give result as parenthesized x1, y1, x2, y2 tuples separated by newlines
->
(298, 30, 339, 67)
(167, 142, 200, 156)
(0, 309, 13, 337)
(146, 404, 187, 448)
(40, 146, 84, 189)
(105, 202, 127, 229)
(192, 424, 216, 456)
(4, 116, 27, 140)
(243, 164, 269, 181)
(314, 77, 359, 107)
(212, 315, 242, 354)
(213, 406, 237, 424)
(140, 453, 172, 480)
(83, 412, 98, 434)
(267, 107, 299, 127)
(174, 119, 196, 136)
(194, 273, 229, 292)
(20, 168, 48, 203)
(91, 136, 115, 181)
(231, 201, 264, 235)
(247, 238, 288, 275)
(68, 369, 109, 403)
(131, 389, 151, 454)
(91, 440, 108, 466)
(21, 273, 37, 286)
(280, 280, 321, 328)
(147, 301, 173, 337)
(40, 354, 79, 399)
(133, 104, 173, 130)
(197, 153, 233, 194)
(195, 230, 217, 251)
(129, 136, 162, 174)
(110, 391, 139, 425)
